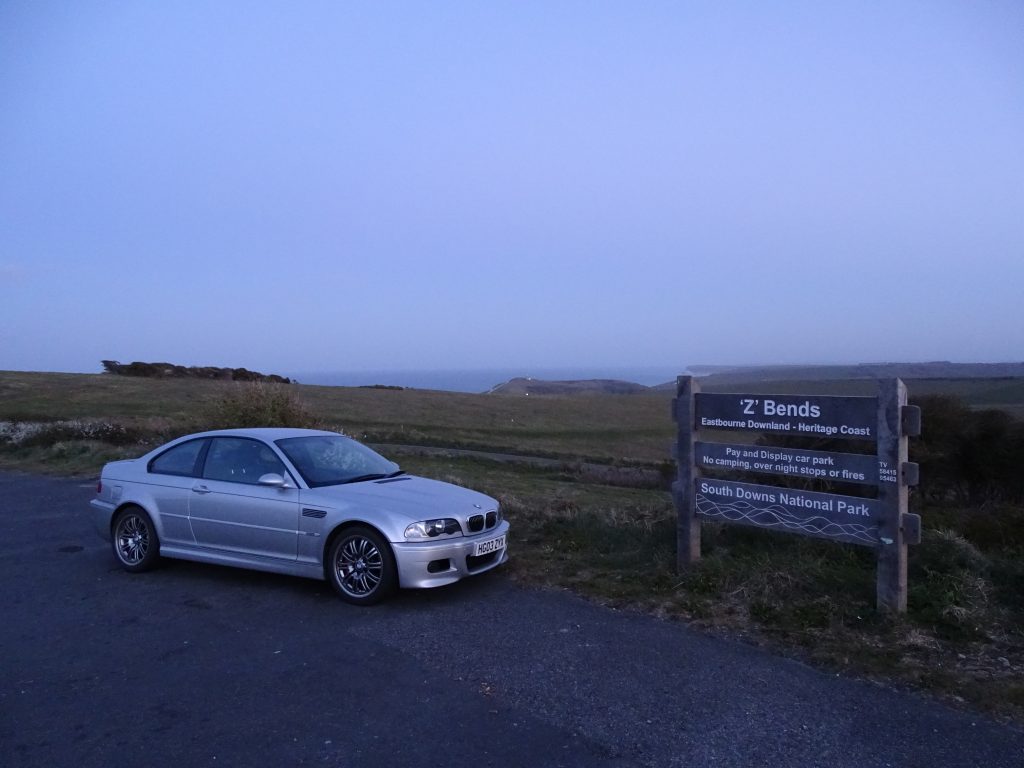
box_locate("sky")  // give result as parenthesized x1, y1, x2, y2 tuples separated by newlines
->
(1, 1, 1022, 378)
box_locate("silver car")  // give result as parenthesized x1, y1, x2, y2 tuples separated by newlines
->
(91, 428, 509, 604)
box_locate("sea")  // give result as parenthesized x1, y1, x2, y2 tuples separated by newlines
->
(287, 366, 686, 394)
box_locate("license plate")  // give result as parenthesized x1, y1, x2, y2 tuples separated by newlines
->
(474, 534, 506, 556)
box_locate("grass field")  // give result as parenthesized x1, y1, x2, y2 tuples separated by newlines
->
(0, 371, 676, 463)
(3, 370, 1021, 459)
(2, 369, 1022, 721)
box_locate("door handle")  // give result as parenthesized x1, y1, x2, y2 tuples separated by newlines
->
(192, 484, 211, 494)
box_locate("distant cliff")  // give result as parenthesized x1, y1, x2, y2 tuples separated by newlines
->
(100, 360, 291, 384)
(488, 362, 1024, 397)
(488, 377, 649, 396)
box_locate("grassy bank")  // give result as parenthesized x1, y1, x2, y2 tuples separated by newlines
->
(1, 370, 1022, 721)
(393, 455, 1023, 720)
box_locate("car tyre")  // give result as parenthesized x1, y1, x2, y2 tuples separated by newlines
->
(327, 526, 397, 606)
(112, 506, 160, 572)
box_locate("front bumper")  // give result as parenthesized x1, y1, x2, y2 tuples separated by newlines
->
(391, 520, 510, 588)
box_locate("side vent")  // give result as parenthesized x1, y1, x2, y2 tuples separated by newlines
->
(302, 508, 327, 519)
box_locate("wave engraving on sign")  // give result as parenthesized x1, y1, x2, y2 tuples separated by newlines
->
(695, 495, 879, 545)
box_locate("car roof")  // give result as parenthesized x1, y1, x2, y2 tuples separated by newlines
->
(182, 427, 342, 442)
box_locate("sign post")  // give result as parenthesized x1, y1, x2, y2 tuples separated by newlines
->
(875, 378, 916, 613)
(672, 376, 921, 613)
(673, 376, 701, 566)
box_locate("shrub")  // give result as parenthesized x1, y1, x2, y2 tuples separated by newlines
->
(0, 419, 143, 447)
(99, 359, 291, 383)
(913, 396, 1024, 503)
(910, 529, 993, 638)
(202, 381, 320, 430)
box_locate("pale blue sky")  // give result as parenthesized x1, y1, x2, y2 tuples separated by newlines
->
(1, 1, 1022, 377)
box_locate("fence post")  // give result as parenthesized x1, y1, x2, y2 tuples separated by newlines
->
(876, 378, 909, 613)
(674, 375, 701, 569)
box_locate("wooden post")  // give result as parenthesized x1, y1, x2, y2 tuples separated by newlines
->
(876, 378, 909, 613)
(674, 375, 701, 569)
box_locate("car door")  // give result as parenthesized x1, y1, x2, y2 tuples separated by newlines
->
(188, 437, 300, 560)
(143, 437, 208, 546)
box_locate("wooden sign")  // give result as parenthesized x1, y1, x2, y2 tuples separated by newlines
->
(695, 442, 878, 485)
(696, 393, 877, 440)
(695, 478, 881, 546)
(673, 377, 921, 614)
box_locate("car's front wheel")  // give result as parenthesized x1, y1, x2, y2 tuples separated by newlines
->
(326, 526, 397, 605)
(112, 506, 160, 572)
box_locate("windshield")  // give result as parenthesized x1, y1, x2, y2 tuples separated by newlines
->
(275, 435, 401, 488)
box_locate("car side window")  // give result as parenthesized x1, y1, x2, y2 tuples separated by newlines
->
(203, 437, 286, 485)
(149, 439, 206, 477)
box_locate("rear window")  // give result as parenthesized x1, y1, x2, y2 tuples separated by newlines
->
(149, 438, 206, 477)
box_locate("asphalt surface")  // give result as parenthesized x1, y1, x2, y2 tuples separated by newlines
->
(1, 472, 1021, 768)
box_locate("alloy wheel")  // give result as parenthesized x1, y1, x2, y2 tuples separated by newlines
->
(334, 535, 384, 597)
(116, 514, 149, 565)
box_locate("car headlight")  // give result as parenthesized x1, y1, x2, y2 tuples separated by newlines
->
(404, 518, 463, 540)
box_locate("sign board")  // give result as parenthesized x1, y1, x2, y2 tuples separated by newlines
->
(695, 441, 879, 485)
(696, 393, 876, 440)
(673, 377, 922, 614)
(695, 478, 881, 546)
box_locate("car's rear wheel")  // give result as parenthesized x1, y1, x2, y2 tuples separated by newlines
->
(112, 506, 160, 572)
(327, 526, 397, 605)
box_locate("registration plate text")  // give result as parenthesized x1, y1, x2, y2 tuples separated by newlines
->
(474, 534, 506, 556)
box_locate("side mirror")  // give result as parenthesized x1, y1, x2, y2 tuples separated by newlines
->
(257, 473, 288, 488)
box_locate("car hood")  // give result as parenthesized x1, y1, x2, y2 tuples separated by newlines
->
(301, 474, 497, 520)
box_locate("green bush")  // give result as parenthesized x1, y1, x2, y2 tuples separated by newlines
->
(909, 529, 993, 638)
(202, 381, 321, 430)
(913, 395, 1024, 503)
(101, 359, 291, 383)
